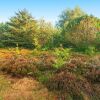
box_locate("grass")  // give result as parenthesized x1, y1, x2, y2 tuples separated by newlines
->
(0, 73, 57, 100)
(0, 73, 11, 100)
(0, 48, 100, 100)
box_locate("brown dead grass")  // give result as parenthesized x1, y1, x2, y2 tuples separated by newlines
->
(1, 75, 56, 100)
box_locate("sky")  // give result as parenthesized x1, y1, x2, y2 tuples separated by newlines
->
(0, 0, 100, 24)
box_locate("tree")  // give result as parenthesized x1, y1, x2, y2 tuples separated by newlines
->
(57, 6, 86, 29)
(36, 19, 57, 48)
(65, 15, 100, 50)
(0, 23, 9, 34)
(56, 7, 86, 47)
(43, 28, 62, 49)
(0, 23, 10, 47)
(7, 9, 37, 48)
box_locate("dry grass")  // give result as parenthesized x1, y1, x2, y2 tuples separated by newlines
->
(0, 74, 56, 100)
(0, 49, 100, 100)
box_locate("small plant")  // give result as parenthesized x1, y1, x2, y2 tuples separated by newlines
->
(53, 48, 71, 69)
(33, 38, 41, 50)
(15, 43, 20, 55)
(53, 58, 65, 69)
(85, 46, 96, 56)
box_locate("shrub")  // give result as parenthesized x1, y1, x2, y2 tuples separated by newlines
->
(85, 46, 96, 56)
(47, 54, 100, 99)
(33, 51, 56, 71)
(85, 67, 100, 83)
(52, 48, 71, 69)
(85, 55, 100, 82)
(60, 54, 100, 83)
(0, 56, 37, 76)
(47, 70, 93, 100)
(64, 16, 100, 50)
(54, 53, 89, 76)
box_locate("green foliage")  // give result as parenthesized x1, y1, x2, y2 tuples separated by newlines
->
(15, 43, 20, 55)
(65, 15, 100, 50)
(85, 46, 96, 55)
(42, 29, 62, 49)
(0, 23, 10, 48)
(35, 70, 54, 84)
(53, 48, 71, 68)
(56, 7, 87, 49)
(57, 7, 100, 51)
(53, 47, 70, 58)
(0, 23, 9, 34)
(35, 19, 58, 49)
(95, 32, 100, 50)
(0, 43, 4, 48)
(53, 58, 65, 69)
(0, 7, 100, 52)
(57, 6, 86, 28)
(33, 38, 41, 50)
(7, 9, 37, 48)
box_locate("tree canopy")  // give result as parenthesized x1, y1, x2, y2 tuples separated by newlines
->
(0, 7, 100, 50)
(65, 15, 100, 49)
(57, 6, 86, 28)
(7, 9, 37, 48)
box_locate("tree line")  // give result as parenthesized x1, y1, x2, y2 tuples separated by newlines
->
(0, 7, 100, 51)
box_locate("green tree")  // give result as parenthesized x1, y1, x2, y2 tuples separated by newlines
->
(56, 7, 86, 47)
(7, 9, 37, 48)
(57, 6, 86, 29)
(48, 29, 64, 48)
(65, 15, 100, 50)
(0, 23, 10, 47)
(36, 19, 57, 48)
(0, 23, 9, 34)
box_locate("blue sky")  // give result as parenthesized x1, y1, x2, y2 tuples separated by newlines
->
(0, 0, 100, 24)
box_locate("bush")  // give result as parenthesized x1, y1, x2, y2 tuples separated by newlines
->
(52, 48, 71, 69)
(54, 53, 88, 80)
(85, 46, 96, 56)
(85, 55, 100, 82)
(32, 50, 56, 71)
(59, 54, 100, 83)
(85, 67, 100, 83)
(47, 70, 93, 100)
(46, 54, 100, 99)
(0, 56, 37, 76)
(64, 16, 100, 50)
